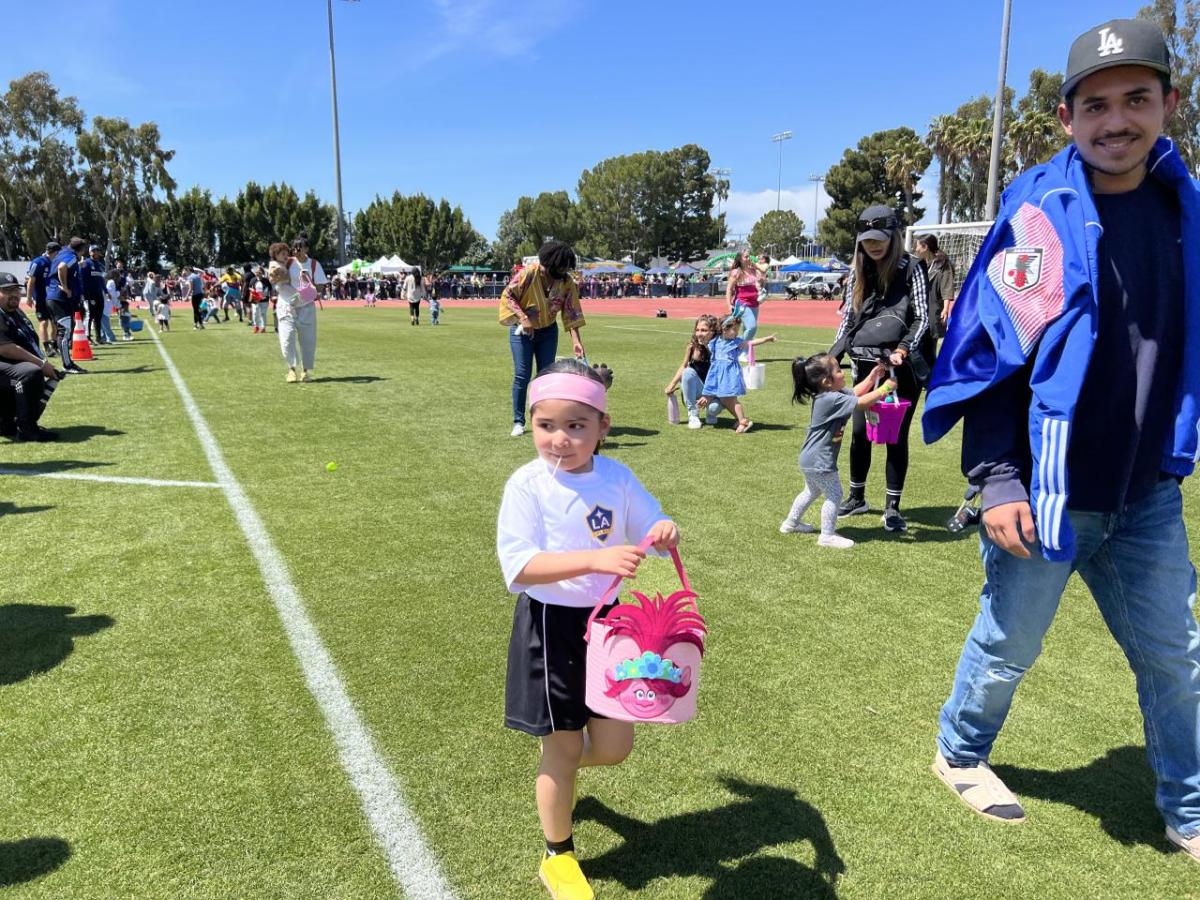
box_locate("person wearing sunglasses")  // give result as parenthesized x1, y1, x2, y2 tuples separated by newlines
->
(829, 204, 929, 532)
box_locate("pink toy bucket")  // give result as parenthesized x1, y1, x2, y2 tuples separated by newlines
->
(865, 395, 911, 444)
(584, 536, 706, 725)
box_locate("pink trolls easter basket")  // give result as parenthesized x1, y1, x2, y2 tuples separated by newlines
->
(584, 535, 707, 725)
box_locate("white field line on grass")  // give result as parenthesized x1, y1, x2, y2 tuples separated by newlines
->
(0, 469, 219, 489)
(148, 331, 456, 900)
(598, 323, 830, 347)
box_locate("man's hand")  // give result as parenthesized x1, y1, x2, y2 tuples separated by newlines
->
(41, 361, 58, 381)
(646, 519, 679, 552)
(889, 349, 907, 367)
(591, 544, 647, 578)
(983, 501, 1037, 558)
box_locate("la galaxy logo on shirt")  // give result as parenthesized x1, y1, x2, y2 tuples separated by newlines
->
(586, 505, 614, 542)
(1097, 26, 1124, 58)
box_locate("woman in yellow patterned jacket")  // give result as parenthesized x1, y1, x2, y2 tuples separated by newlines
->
(499, 241, 588, 436)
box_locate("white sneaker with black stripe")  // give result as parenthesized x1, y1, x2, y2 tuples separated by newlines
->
(932, 751, 1025, 823)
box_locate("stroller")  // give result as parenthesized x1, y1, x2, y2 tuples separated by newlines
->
(947, 484, 982, 533)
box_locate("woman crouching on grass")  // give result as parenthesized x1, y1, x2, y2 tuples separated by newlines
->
(497, 359, 678, 900)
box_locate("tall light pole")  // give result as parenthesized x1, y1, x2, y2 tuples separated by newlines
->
(771, 131, 793, 211)
(985, 0, 1013, 220)
(808, 173, 825, 254)
(327, 0, 357, 266)
(709, 166, 732, 221)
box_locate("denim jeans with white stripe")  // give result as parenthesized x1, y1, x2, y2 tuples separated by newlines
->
(937, 479, 1200, 835)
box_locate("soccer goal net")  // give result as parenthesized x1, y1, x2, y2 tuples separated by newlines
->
(905, 221, 993, 295)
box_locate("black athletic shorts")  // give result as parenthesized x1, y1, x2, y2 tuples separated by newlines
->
(33, 298, 51, 322)
(504, 593, 614, 736)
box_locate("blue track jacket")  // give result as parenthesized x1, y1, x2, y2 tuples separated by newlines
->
(923, 137, 1200, 562)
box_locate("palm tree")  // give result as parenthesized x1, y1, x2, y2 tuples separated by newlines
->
(925, 115, 956, 224)
(884, 136, 932, 226)
(1009, 109, 1066, 173)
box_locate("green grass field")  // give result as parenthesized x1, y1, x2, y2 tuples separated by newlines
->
(3, 306, 1200, 899)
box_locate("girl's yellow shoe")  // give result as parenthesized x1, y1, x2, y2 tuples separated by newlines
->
(539, 852, 594, 900)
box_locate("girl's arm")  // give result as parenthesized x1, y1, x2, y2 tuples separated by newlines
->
(746, 334, 778, 348)
(853, 362, 890, 397)
(516, 546, 647, 583)
(854, 378, 898, 410)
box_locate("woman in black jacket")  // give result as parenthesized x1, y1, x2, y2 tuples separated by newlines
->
(829, 205, 929, 532)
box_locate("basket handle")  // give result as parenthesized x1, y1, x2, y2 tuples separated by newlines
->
(584, 534, 691, 641)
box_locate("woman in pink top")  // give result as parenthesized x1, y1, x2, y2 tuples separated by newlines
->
(725, 250, 766, 340)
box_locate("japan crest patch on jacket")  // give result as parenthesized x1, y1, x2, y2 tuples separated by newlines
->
(987, 202, 1066, 353)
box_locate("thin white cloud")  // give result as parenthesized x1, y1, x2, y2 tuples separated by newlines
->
(723, 185, 831, 240)
(402, 0, 580, 68)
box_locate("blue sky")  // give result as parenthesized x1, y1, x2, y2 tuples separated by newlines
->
(3, 0, 1146, 240)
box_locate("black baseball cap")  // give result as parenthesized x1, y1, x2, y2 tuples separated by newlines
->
(45, 240, 61, 252)
(1063, 19, 1171, 98)
(856, 205, 899, 244)
(0, 272, 21, 290)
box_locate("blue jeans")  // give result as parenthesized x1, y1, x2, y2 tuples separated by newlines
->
(119, 311, 131, 338)
(99, 313, 116, 343)
(681, 368, 703, 414)
(740, 304, 760, 341)
(937, 480, 1200, 834)
(509, 323, 558, 425)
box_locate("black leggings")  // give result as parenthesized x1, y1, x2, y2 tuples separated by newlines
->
(847, 357, 922, 501)
(191, 295, 203, 325)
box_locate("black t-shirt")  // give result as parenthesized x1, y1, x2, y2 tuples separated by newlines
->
(0, 306, 42, 357)
(1068, 175, 1185, 511)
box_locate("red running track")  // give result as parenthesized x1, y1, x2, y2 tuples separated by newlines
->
(341, 297, 844, 328)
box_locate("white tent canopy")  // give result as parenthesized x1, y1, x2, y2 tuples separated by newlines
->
(776, 254, 802, 267)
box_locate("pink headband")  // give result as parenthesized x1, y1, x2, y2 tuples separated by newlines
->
(528, 372, 607, 413)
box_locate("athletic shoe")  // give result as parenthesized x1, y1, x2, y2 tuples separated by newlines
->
(882, 508, 908, 532)
(1167, 826, 1200, 863)
(687, 414, 702, 429)
(301, 370, 313, 383)
(780, 520, 816, 534)
(510, 423, 525, 437)
(286, 368, 299, 383)
(817, 534, 855, 549)
(837, 497, 868, 517)
(0, 419, 18, 438)
(932, 751, 1026, 823)
(16, 425, 59, 443)
(539, 852, 593, 900)
(65, 364, 89, 375)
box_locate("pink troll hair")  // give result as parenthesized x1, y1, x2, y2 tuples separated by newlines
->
(602, 589, 706, 657)
(601, 589, 706, 698)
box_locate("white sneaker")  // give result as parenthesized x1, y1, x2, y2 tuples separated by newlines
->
(817, 534, 855, 549)
(510, 423, 525, 437)
(780, 520, 816, 534)
(687, 414, 702, 429)
(1167, 826, 1200, 862)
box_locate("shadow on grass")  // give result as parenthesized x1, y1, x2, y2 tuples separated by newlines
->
(0, 604, 114, 686)
(51, 425, 126, 443)
(608, 426, 659, 438)
(994, 746, 1168, 851)
(85, 365, 157, 375)
(0, 837, 70, 887)
(576, 777, 843, 897)
(310, 375, 388, 384)
(0, 501, 55, 516)
(0, 460, 109, 473)
(836, 506, 975, 545)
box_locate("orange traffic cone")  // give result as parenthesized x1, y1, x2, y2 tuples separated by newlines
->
(70, 313, 94, 361)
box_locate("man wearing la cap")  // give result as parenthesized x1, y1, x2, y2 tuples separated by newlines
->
(0, 272, 61, 442)
(923, 18, 1200, 860)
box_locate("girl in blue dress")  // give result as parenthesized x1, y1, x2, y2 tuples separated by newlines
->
(698, 315, 777, 434)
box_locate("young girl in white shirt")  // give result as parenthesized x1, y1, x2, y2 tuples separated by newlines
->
(497, 358, 678, 900)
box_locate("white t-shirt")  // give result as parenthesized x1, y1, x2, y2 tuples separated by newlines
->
(497, 455, 668, 608)
(104, 280, 118, 314)
(277, 257, 328, 308)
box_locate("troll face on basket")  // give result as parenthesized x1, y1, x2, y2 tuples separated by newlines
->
(602, 589, 707, 719)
